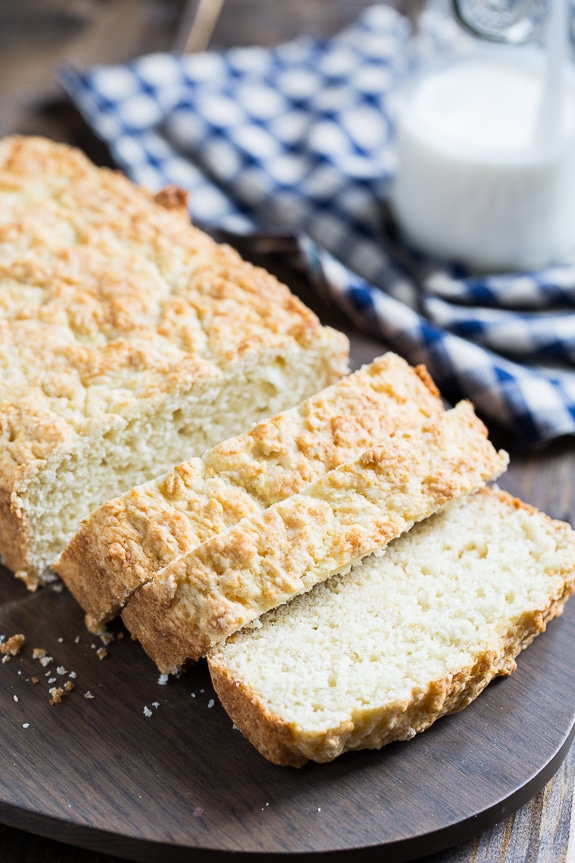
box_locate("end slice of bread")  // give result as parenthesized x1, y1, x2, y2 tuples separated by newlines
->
(207, 488, 575, 766)
(120, 401, 508, 673)
(56, 353, 444, 631)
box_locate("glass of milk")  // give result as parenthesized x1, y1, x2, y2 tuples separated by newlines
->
(391, 0, 575, 272)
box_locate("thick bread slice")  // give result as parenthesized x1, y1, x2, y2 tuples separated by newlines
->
(0, 136, 348, 586)
(55, 354, 443, 631)
(121, 401, 508, 672)
(208, 488, 575, 767)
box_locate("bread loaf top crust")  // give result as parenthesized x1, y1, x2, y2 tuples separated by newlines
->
(121, 401, 508, 672)
(0, 136, 347, 490)
(56, 353, 443, 630)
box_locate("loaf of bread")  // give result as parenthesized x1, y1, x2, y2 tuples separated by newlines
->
(208, 488, 575, 766)
(120, 401, 508, 673)
(0, 136, 348, 587)
(56, 353, 443, 631)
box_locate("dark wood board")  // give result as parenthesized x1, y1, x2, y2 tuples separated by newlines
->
(0, 560, 573, 863)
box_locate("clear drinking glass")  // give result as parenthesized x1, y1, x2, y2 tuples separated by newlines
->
(390, 0, 575, 272)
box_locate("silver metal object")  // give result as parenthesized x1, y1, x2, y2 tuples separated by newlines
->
(452, 0, 548, 42)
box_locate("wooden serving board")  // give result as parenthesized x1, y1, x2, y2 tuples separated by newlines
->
(0, 283, 573, 863)
(0, 566, 573, 863)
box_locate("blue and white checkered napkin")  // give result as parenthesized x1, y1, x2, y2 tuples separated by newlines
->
(60, 4, 575, 448)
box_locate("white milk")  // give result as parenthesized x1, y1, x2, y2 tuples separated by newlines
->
(391, 49, 575, 271)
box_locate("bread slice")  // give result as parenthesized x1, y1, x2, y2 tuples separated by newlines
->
(55, 354, 443, 631)
(0, 136, 348, 587)
(120, 401, 508, 673)
(207, 488, 575, 767)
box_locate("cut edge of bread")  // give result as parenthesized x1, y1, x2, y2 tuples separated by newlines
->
(120, 401, 508, 673)
(207, 488, 575, 766)
(55, 352, 444, 630)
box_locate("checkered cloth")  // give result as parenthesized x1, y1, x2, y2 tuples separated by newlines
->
(60, 4, 575, 447)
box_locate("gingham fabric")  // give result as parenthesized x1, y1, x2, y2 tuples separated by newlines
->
(60, 4, 575, 447)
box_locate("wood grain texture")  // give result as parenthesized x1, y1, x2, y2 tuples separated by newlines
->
(0, 1, 573, 861)
(426, 741, 575, 863)
(0, 0, 187, 142)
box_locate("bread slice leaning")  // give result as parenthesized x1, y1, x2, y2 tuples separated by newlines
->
(0, 136, 348, 587)
(56, 353, 444, 631)
(208, 488, 575, 767)
(120, 401, 508, 673)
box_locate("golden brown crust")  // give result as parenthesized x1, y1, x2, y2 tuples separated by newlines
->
(413, 363, 441, 399)
(56, 353, 444, 629)
(153, 185, 189, 211)
(0, 135, 348, 578)
(0, 136, 332, 475)
(0, 484, 29, 578)
(209, 586, 573, 766)
(121, 401, 508, 672)
(207, 487, 575, 766)
(207, 664, 313, 767)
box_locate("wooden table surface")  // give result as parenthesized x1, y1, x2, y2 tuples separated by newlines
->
(0, 2, 574, 862)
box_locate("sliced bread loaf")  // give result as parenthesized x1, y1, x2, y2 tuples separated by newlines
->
(120, 401, 508, 673)
(0, 136, 348, 587)
(208, 488, 575, 766)
(55, 353, 443, 631)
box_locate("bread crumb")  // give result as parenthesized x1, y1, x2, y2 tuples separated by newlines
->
(49, 687, 64, 705)
(74, 636, 80, 644)
(208, 699, 215, 708)
(1, 634, 25, 656)
(84, 691, 94, 699)
(30, 677, 39, 684)
(99, 632, 114, 646)
(154, 184, 189, 210)
(152, 701, 160, 708)
(2, 655, 11, 664)
(22, 723, 29, 729)
(64, 681, 75, 692)
(13, 695, 18, 702)
(33, 649, 53, 667)
(56, 666, 68, 675)
(96, 648, 108, 660)
(158, 674, 168, 686)
(143, 706, 152, 717)
(69, 671, 77, 679)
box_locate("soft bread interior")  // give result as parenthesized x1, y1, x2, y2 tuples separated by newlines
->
(208, 489, 575, 766)
(16, 342, 340, 584)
